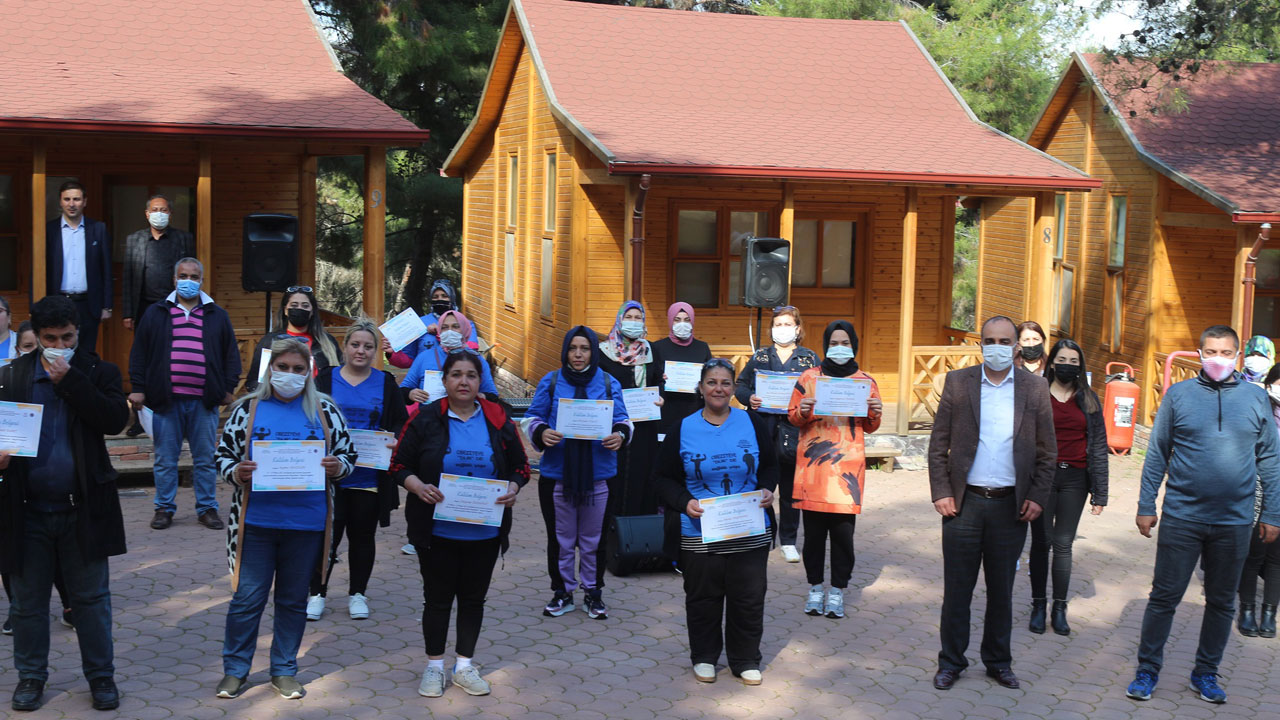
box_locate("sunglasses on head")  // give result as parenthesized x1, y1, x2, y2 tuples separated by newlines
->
(286, 286, 314, 294)
(773, 305, 797, 313)
(704, 358, 735, 371)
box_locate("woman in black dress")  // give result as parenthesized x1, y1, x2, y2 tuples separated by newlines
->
(652, 302, 712, 437)
(597, 301, 661, 519)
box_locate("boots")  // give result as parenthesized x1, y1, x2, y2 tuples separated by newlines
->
(1051, 600, 1070, 636)
(1260, 604, 1277, 638)
(1028, 598, 1047, 634)
(1238, 602, 1259, 637)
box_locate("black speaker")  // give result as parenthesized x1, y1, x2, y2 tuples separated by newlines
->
(741, 237, 790, 307)
(242, 214, 299, 292)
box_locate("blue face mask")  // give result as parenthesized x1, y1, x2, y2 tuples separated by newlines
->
(826, 345, 855, 364)
(619, 319, 645, 339)
(176, 278, 201, 300)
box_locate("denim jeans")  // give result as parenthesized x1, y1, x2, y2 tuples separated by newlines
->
(10, 510, 114, 682)
(1136, 514, 1251, 676)
(1029, 465, 1089, 600)
(222, 525, 322, 678)
(153, 397, 219, 514)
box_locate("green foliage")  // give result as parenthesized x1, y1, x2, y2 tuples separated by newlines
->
(952, 206, 979, 331)
(1100, 0, 1280, 65)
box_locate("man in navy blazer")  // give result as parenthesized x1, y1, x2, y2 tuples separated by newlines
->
(45, 181, 113, 354)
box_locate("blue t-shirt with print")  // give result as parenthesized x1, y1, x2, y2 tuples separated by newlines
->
(246, 396, 328, 531)
(433, 406, 500, 541)
(331, 369, 383, 490)
(677, 407, 769, 537)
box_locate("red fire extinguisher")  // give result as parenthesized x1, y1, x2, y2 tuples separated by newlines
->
(1104, 362, 1139, 455)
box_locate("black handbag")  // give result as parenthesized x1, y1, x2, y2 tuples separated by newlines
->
(605, 514, 670, 576)
(775, 420, 800, 464)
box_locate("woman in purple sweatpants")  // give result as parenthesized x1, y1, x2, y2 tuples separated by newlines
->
(525, 326, 632, 621)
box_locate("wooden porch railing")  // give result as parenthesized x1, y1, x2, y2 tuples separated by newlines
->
(901, 344, 983, 434)
(943, 328, 981, 346)
(1150, 352, 1201, 418)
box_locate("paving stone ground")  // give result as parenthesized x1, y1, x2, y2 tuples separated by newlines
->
(2, 453, 1278, 718)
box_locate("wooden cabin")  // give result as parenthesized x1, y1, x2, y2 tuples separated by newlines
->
(0, 0, 428, 383)
(443, 0, 1098, 433)
(977, 53, 1280, 423)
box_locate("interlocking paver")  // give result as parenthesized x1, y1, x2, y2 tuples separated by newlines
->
(0, 454, 1276, 717)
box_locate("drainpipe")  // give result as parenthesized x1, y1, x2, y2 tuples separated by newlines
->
(1241, 223, 1272, 341)
(629, 174, 652, 302)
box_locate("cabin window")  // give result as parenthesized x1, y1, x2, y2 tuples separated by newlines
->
(672, 206, 774, 308)
(503, 232, 516, 306)
(0, 175, 16, 291)
(1251, 249, 1280, 337)
(1051, 194, 1073, 334)
(1108, 195, 1127, 268)
(1103, 195, 1127, 351)
(540, 237, 554, 318)
(543, 152, 557, 233)
(1053, 194, 1066, 261)
(507, 154, 519, 229)
(791, 219, 857, 289)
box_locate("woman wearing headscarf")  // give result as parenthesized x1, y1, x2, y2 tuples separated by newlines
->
(1238, 361, 1280, 638)
(651, 302, 713, 437)
(597, 301, 662, 519)
(400, 310, 499, 403)
(525, 327, 631, 620)
(1242, 335, 1275, 385)
(386, 278, 480, 369)
(787, 321, 882, 620)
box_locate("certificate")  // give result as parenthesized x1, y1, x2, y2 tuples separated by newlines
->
(251, 440, 326, 492)
(0, 401, 43, 458)
(755, 371, 800, 414)
(555, 398, 614, 440)
(664, 361, 702, 393)
(814, 377, 872, 417)
(380, 308, 429, 353)
(138, 406, 155, 438)
(622, 387, 662, 422)
(433, 474, 507, 527)
(350, 429, 395, 470)
(420, 370, 446, 401)
(699, 490, 766, 544)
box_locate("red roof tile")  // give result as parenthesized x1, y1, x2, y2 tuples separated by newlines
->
(1081, 53, 1280, 216)
(0, 0, 427, 142)
(475, 0, 1093, 188)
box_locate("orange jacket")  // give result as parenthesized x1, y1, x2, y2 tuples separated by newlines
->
(787, 368, 881, 514)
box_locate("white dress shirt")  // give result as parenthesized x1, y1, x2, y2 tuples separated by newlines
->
(60, 216, 89, 293)
(966, 365, 1017, 488)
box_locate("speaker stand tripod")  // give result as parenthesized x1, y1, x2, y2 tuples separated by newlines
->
(264, 291, 273, 334)
(755, 307, 764, 352)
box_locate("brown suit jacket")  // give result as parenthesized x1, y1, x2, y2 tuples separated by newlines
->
(927, 364, 1056, 513)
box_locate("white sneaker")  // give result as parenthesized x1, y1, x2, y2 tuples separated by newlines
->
(451, 665, 491, 696)
(305, 594, 325, 621)
(780, 545, 801, 563)
(418, 666, 445, 698)
(349, 593, 369, 619)
(805, 585, 824, 615)
(738, 669, 763, 686)
(401, 543, 418, 555)
(693, 663, 717, 683)
(825, 587, 845, 619)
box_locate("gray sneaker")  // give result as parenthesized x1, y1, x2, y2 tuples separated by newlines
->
(451, 665, 491, 696)
(825, 587, 845, 619)
(805, 585, 824, 616)
(418, 666, 446, 698)
(215, 675, 246, 699)
(270, 675, 304, 699)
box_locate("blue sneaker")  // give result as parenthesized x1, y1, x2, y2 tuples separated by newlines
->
(1126, 670, 1158, 700)
(1189, 672, 1226, 704)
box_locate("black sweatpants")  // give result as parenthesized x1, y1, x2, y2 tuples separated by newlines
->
(680, 547, 768, 674)
(310, 488, 380, 597)
(1029, 465, 1089, 601)
(802, 511, 857, 588)
(419, 536, 501, 658)
(1239, 523, 1280, 606)
(539, 476, 610, 592)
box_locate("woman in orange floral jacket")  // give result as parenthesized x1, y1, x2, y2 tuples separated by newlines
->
(787, 320, 882, 620)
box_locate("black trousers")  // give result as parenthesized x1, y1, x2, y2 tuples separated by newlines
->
(939, 491, 1026, 672)
(802, 511, 856, 588)
(777, 460, 800, 545)
(69, 296, 101, 355)
(419, 537, 500, 658)
(310, 488, 380, 597)
(1028, 466, 1089, 601)
(1239, 523, 1280, 606)
(680, 547, 768, 674)
(539, 476, 610, 592)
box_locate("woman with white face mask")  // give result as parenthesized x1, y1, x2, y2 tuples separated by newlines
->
(1237, 362, 1280, 639)
(400, 310, 499, 405)
(213, 338, 357, 701)
(734, 306, 819, 564)
(1242, 335, 1275, 385)
(651, 302, 712, 437)
(597, 301, 663, 518)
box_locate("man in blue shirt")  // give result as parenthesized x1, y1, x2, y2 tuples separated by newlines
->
(1126, 324, 1280, 705)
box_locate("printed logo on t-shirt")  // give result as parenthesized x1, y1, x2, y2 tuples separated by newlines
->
(682, 435, 758, 496)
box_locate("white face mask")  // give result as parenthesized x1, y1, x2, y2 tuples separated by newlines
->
(270, 371, 307, 399)
(1200, 354, 1237, 382)
(619, 320, 645, 339)
(1244, 356, 1271, 377)
(148, 211, 170, 230)
(672, 322, 693, 340)
(41, 345, 75, 364)
(772, 325, 797, 346)
(982, 344, 1014, 372)
(826, 345, 855, 365)
(439, 330, 464, 349)
(1269, 386, 1280, 404)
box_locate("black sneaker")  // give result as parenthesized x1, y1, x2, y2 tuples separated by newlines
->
(11, 678, 44, 711)
(585, 591, 608, 620)
(89, 677, 120, 710)
(543, 591, 574, 617)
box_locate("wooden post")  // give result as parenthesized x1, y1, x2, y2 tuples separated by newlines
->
(458, 165, 472, 319)
(297, 154, 318, 289)
(623, 179, 636, 300)
(363, 147, 387, 323)
(780, 182, 795, 292)
(1232, 225, 1250, 336)
(938, 195, 956, 340)
(896, 187, 919, 436)
(196, 143, 214, 297)
(569, 150, 589, 328)
(1142, 175, 1168, 423)
(31, 140, 47, 300)
(1026, 192, 1056, 332)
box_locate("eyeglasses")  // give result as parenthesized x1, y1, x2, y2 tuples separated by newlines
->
(285, 286, 314, 294)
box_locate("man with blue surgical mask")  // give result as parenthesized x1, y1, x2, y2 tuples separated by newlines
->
(121, 195, 195, 333)
(127, 259, 241, 532)
(927, 315, 1056, 692)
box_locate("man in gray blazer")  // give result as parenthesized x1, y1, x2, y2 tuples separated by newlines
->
(928, 315, 1056, 690)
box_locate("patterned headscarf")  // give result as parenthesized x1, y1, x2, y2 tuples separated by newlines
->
(1244, 335, 1275, 382)
(602, 300, 652, 367)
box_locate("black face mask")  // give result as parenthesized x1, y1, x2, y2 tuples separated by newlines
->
(430, 300, 453, 316)
(1053, 363, 1081, 383)
(286, 308, 312, 329)
(1021, 343, 1045, 361)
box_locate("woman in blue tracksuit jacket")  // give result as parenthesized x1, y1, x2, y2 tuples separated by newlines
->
(525, 326, 631, 621)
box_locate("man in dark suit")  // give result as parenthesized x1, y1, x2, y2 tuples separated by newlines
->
(927, 315, 1056, 691)
(45, 181, 112, 354)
